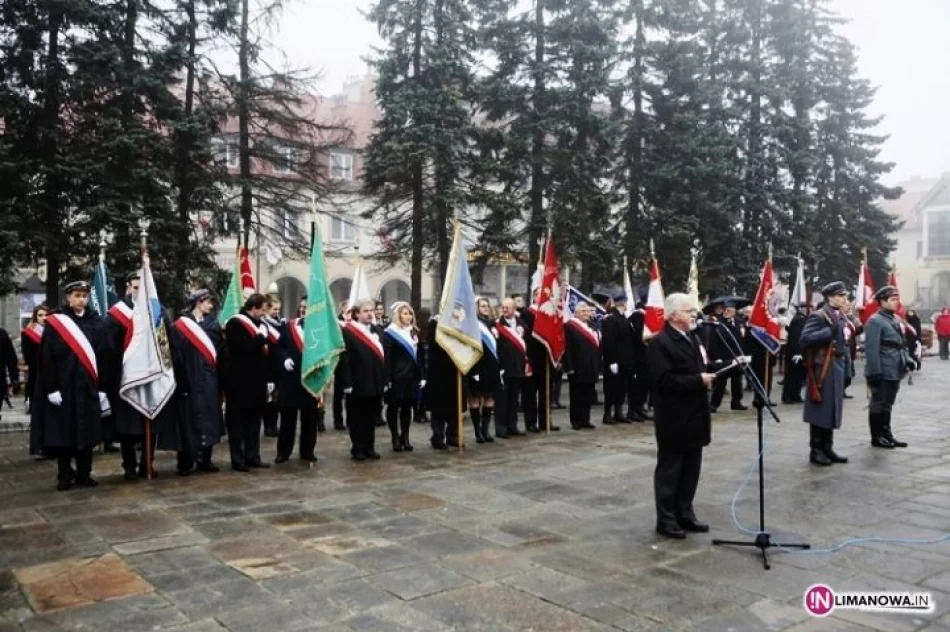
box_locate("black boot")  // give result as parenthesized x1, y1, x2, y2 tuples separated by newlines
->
(399, 407, 413, 452)
(809, 425, 831, 466)
(823, 428, 848, 464)
(613, 405, 626, 424)
(387, 406, 402, 452)
(882, 412, 907, 448)
(869, 412, 895, 448)
(471, 409, 485, 444)
(316, 409, 326, 433)
(481, 407, 494, 442)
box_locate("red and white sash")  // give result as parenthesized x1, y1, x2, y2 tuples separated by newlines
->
(345, 321, 384, 362)
(567, 318, 600, 348)
(263, 320, 281, 345)
(290, 318, 305, 354)
(497, 319, 531, 374)
(46, 314, 98, 385)
(108, 301, 134, 350)
(21, 324, 43, 345)
(231, 314, 268, 354)
(698, 341, 710, 367)
(174, 317, 217, 369)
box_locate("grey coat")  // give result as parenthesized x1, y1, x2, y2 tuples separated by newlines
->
(863, 310, 909, 382)
(799, 306, 847, 430)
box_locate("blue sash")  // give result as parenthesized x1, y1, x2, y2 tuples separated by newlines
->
(479, 321, 498, 359)
(384, 325, 417, 363)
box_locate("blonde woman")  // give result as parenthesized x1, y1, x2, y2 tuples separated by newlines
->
(383, 302, 424, 451)
(467, 298, 500, 443)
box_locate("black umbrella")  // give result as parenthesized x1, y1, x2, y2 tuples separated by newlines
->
(702, 295, 751, 314)
(591, 285, 622, 303)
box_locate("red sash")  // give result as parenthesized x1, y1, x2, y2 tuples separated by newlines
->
(567, 318, 599, 349)
(174, 317, 217, 369)
(21, 325, 43, 345)
(345, 321, 384, 362)
(264, 321, 281, 344)
(108, 302, 134, 350)
(46, 314, 98, 386)
(290, 318, 304, 353)
(496, 319, 531, 374)
(232, 314, 268, 355)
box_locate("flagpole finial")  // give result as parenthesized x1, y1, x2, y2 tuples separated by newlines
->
(768, 242, 773, 261)
(649, 239, 655, 259)
(98, 229, 108, 264)
(138, 218, 150, 254)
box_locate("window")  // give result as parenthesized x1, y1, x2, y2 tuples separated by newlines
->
(330, 153, 354, 181)
(273, 145, 298, 174)
(331, 216, 357, 243)
(212, 137, 239, 169)
(927, 210, 950, 256)
(279, 208, 301, 239)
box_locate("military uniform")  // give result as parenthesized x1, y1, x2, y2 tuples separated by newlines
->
(863, 286, 913, 449)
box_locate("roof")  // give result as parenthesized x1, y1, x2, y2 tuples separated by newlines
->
(881, 174, 950, 229)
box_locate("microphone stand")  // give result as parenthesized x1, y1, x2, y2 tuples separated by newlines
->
(709, 322, 810, 569)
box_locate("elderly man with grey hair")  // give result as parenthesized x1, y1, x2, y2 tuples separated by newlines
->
(648, 293, 716, 539)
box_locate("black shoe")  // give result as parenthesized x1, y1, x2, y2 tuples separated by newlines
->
(527, 426, 541, 434)
(843, 392, 854, 399)
(196, 462, 220, 473)
(476, 435, 486, 444)
(316, 420, 326, 433)
(431, 442, 448, 450)
(402, 439, 414, 452)
(232, 464, 250, 472)
(887, 437, 908, 448)
(248, 462, 270, 468)
(495, 434, 510, 440)
(300, 455, 318, 463)
(177, 469, 192, 477)
(710, 406, 718, 413)
(124, 470, 138, 482)
(656, 525, 687, 540)
(552, 403, 565, 410)
(633, 408, 652, 421)
(581, 423, 596, 430)
(351, 453, 366, 462)
(56, 480, 73, 492)
(334, 423, 346, 431)
(809, 449, 832, 466)
(393, 441, 404, 453)
(75, 477, 98, 488)
(103, 443, 120, 454)
(275, 455, 289, 464)
(263, 428, 279, 438)
(549, 424, 561, 432)
(730, 403, 749, 411)
(871, 437, 896, 449)
(826, 449, 848, 464)
(678, 518, 709, 533)
(367, 451, 381, 460)
(602, 417, 617, 425)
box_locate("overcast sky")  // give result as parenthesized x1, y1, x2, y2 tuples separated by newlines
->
(275, 0, 949, 185)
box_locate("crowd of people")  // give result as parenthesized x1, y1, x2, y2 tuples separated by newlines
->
(0, 275, 929, 545)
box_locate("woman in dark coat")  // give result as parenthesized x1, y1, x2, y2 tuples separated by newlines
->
(21, 304, 48, 414)
(905, 310, 923, 371)
(383, 302, 423, 452)
(467, 298, 500, 443)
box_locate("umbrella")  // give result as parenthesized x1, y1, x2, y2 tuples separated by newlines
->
(702, 295, 751, 314)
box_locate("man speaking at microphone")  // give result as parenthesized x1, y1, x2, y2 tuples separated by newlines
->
(649, 294, 717, 539)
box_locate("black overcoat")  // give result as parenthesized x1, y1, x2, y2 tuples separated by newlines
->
(563, 320, 602, 384)
(601, 310, 635, 369)
(424, 318, 467, 416)
(172, 313, 222, 449)
(496, 317, 528, 378)
(383, 325, 422, 403)
(275, 317, 318, 409)
(337, 322, 386, 399)
(648, 324, 712, 452)
(224, 312, 269, 408)
(467, 318, 501, 394)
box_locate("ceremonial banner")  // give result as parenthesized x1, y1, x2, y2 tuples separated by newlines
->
(119, 253, 176, 418)
(889, 267, 906, 318)
(533, 236, 565, 364)
(220, 246, 255, 323)
(90, 260, 118, 317)
(301, 225, 345, 397)
(749, 259, 782, 355)
(346, 264, 371, 313)
(435, 222, 483, 373)
(856, 255, 877, 321)
(622, 259, 635, 318)
(643, 258, 666, 338)
(564, 285, 606, 325)
(687, 249, 700, 307)
(788, 256, 808, 311)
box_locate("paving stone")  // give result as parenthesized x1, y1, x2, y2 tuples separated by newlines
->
(82, 510, 186, 544)
(340, 543, 428, 572)
(13, 554, 154, 612)
(112, 531, 210, 555)
(288, 578, 398, 625)
(344, 601, 453, 631)
(440, 548, 540, 582)
(215, 602, 315, 632)
(366, 561, 473, 600)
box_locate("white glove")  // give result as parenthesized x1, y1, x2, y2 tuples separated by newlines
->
(792, 355, 803, 364)
(344, 387, 353, 395)
(284, 358, 295, 372)
(419, 380, 427, 388)
(98, 392, 111, 414)
(566, 370, 574, 376)
(499, 370, 505, 377)
(48, 391, 63, 406)
(267, 383, 275, 395)
(737, 355, 752, 365)
(609, 363, 619, 375)
(473, 374, 480, 382)
(384, 384, 390, 392)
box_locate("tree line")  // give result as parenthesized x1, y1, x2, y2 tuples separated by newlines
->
(363, 0, 902, 303)
(0, 0, 349, 307)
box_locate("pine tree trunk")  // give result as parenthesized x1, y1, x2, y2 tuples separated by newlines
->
(410, 0, 425, 311)
(527, 0, 545, 299)
(41, 4, 63, 304)
(172, 0, 198, 300)
(744, 0, 763, 258)
(239, 0, 253, 248)
(625, 0, 645, 261)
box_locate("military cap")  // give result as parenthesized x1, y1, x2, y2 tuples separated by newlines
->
(187, 289, 213, 306)
(820, 281, 848, 297)
(875, 285, 899, 302)
(63, 280, 91, 294)
(612, 292, 628, 303)
(126, 271, 141, 283)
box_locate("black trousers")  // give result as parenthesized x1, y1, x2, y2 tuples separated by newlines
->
(568, 379, 595, 427)
(521, 373, 547, 430)
(495, 377, 522, 436)
(630, 361, 650, 411)
(278, 402, 318, 459)
(332, 383, 346, 427)
(654, 447, 703, 529)
(604, 366, 634, 407)
(119, 433, 155, 474)
(227, 403, 263, 467)
(711, 368, 743, 408)
(551, 369, 563, 405)
(939, 336, 949, 360)
(867, 379, 900, 415)
(782, 361, 806, 402)
(177, 442, 214, 473)
(346, 396, 379, 456)
(56, 447, 93, 483)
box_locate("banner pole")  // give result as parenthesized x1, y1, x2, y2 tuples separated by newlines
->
(457, 370, 464, 450)
(545, 360, 551, 434)
(144, 417, 153, 480)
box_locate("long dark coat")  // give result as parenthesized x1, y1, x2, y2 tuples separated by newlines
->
(275, 317, 318, 409)
(424, 318, 467, 416)
(563, 319, 602, 384)
(799, 306, 847, 429)
(468, 318, 501, 395)
(337, 322, 386, 399)
(601, 310, 635, 369)
(648, 324, 712, 452)
(0, 328, 18, 395)
(224, 312, 270, 408)
(522, 308, 550, 372)
(172, 314, 222, 449)
(30, 309, 107, 453)
(496, 317, 528, 378)
(382, 325, 422, 403)
(21, 326, 40, 401)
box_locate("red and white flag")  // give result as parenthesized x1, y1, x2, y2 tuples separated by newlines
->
(239, 246, 256, 297)
(643, 258, 665, 339)
(856, 258, 877, 321)
(888, 267, 906, 318)
(532, 236, 565, 364)
(749, 259, 782, 354)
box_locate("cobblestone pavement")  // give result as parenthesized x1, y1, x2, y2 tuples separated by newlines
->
(2, 362, 950, 631)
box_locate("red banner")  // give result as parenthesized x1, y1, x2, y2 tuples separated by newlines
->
(532, 237, 565, 364)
